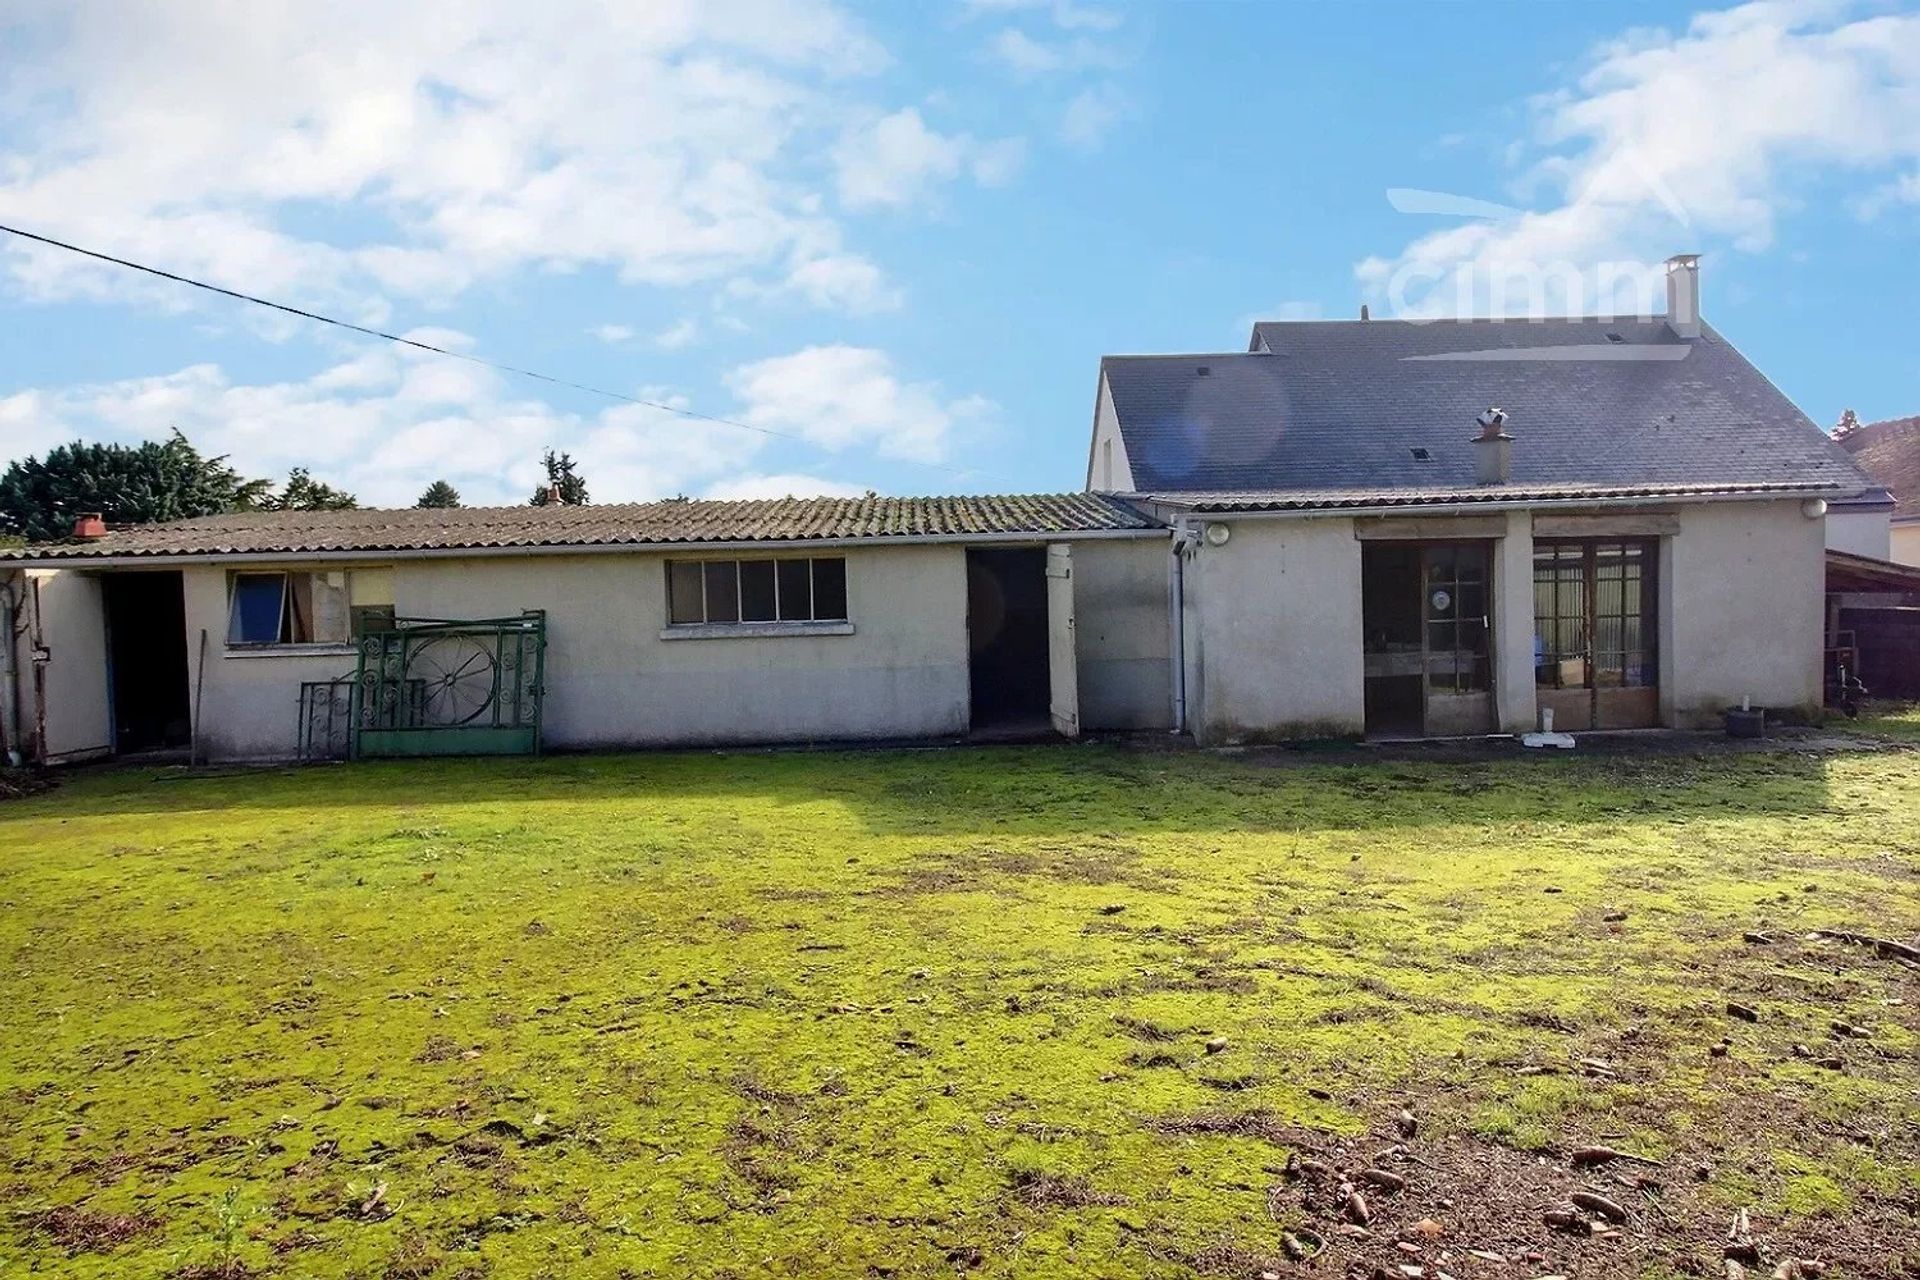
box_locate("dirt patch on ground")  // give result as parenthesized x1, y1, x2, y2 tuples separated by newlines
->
(24, 1205, 160, 1254)
(1163, 1108, 1914, 1278)
(1136, 1097, 1920, 1274)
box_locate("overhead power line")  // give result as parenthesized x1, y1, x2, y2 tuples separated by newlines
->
(0, 221, 1012, 488)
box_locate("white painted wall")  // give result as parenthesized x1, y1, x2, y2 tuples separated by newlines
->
(181, 565, 366, 761)
(169, 539, 1175, 761)
(394, 546, 972, 751)
(1825, 508, 1892, 560)
(1072, 538, 1172, 730)
(1892, 521, 1920, 568)
(1663, 499, 1826, 725)
(1184, 517, 1367, 743)
(1086, 374, 1136, 493)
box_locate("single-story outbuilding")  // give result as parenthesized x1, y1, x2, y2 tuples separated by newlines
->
(0, 257, 1879, 762)
(1, 495, 1172, 763)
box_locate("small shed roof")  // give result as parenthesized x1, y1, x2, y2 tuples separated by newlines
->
(2, 493, 1164, 564)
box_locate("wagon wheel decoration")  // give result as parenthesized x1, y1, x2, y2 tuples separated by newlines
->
(408, 635, 500, 725)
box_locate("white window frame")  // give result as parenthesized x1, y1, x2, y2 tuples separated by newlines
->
(661, 555, 853, 640)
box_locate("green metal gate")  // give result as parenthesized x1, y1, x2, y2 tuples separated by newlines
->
(352, 611, 546, 758)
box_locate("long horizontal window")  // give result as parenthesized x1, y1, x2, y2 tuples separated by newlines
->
(227, 569, 392, 646)
(666, 556, 847, 626)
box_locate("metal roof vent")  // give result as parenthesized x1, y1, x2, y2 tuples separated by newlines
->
(1196, 365, 1211, 376)
(1410, 447, 1431, 461)
(1606, 332, 1624, 343)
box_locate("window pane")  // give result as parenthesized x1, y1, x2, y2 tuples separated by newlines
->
(704, 562, 739, 623)
(668, 562, 705, 624)
(776, 559, 811, 621)
(229, 574, 286, 644)
(739, 559, 776, 622)
(811, 558, 847, 620)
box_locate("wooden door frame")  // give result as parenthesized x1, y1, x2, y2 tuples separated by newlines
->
(1533, 538, 1659, 730)
(1417, 541, 1495, 738)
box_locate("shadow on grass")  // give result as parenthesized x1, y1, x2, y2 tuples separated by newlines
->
(3, 740, 1854, 837)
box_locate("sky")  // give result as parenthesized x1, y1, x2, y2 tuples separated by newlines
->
(0, 0, 1916, 508)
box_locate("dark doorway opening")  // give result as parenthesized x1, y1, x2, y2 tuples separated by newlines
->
(1361, 545, 1425, 738)
(966, 548, 1050, 734)
(1361, 542, 1494, 739)
(103, 572, 192, 754)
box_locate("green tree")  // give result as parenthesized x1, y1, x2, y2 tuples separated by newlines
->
(529, 449, 588, 506)
(0, 430, 258, 542)
(249, 467, 359, 512)
(416, 479, 462, 509)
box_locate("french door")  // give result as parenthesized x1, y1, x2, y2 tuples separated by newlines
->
(1532, 540, 1659, 730)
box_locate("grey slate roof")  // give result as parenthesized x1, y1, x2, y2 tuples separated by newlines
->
(2, 493, 1162, 562)
(1102, 318, 1871, 506)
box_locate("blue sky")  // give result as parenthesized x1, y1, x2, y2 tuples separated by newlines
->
(1, 0, 1916, 507)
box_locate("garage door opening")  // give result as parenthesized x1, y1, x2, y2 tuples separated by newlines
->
(102, 571, 192, 754)
(967, 548, 1050, 736)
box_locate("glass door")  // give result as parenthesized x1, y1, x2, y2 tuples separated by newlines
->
(1533, 540, 1658, 730)
(1421, 543, 1493, 736)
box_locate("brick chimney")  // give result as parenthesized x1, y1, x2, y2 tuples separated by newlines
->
(1665, 254, 1701, 339)
(1473, 409, 1512, 485)
(72, 512, 108, 540)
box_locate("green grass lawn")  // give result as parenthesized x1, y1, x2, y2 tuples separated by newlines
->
(3, 745, 1918, 1278)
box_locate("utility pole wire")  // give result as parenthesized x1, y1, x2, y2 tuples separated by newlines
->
(0, 221, 1014, 488)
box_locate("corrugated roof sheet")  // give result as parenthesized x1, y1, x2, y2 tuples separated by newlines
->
(3, 493, 1163, 561)
(1838, 414, 1920, 518)
(1103, 318, 1872, 501)
(1149, 480, 1836, 513)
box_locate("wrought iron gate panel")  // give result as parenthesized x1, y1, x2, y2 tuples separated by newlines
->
(298, 678, 357, 762)
(351, 611, 545, 758)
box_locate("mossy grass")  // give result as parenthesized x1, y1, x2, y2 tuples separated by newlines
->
(2, 744, 1916, 1276)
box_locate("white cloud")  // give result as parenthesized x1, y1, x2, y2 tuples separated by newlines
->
(1357, 1, 1920, 317)
(831, 107, 1023, 210)
(725, 345, 993, 463)
(1853, 167, 1920, 218)
(2, 338, 1001, 504)
(986, 26, 1125, 77)
(962, 0, 1121, 34)
(782, 253, 904, 312)
(590, 324, 636, 345)
(703, 472, 870, 500)
(1059, 84, 1132, 149)
(0, 0, 916, 315)
(652, 318, 702, 349)
(0, 339, 771, 507)
(990, 29, 1066, 75)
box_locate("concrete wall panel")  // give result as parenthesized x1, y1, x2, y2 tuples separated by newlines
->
(1665, 499, 1826, 725)
(1187, 518, 1366, 742)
